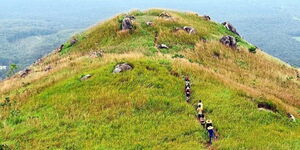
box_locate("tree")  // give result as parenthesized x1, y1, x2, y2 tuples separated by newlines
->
(7, 64, 18, 77)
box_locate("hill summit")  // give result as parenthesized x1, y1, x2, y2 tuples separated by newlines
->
(0, 9, 299, 149)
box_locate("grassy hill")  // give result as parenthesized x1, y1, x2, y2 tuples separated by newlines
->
(0, 9, 299, 149)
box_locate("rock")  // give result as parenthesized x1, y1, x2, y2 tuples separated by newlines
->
(19, 68, 31, 78)
(159, 12, 171, 18)
(70, 38, 78, 46)
(203, 15, 211, 20)
(125, 15, 136, 20)
(146, 21, 153, 26)
(44, 66, 52, 71)
(56, 44, 64, 52)
(220, 36, 237, 48)
(183, 26, 196, 34)
(157, 44, 169, 49)
(288, 113, 296, 122)
(89, 50, 104, 58)
(122, 17, 134, 30)
(113, 63, 133, 73)
(81, 74, 92, 80)
(222, 22, 240, 36)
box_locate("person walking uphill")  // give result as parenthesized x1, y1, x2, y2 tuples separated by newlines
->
(207, 126, 215, 144)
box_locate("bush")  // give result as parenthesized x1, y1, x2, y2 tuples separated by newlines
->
(249, 46, 257, 53)
(172, 54, 184, 59)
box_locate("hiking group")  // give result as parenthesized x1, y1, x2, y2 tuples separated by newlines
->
(184, 77, 217, 144)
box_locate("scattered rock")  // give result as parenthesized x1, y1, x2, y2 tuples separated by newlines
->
(125, 15, 136, 20)
(157, 44, 169, 49)
(287, 113, 296, 122)
(296, 71, 300, 79)
(89, 50, 104, 58)
(19, 68, 31, 78)
(122, 17, 134, 30)
(220, 36, 237, 48)
(146, 21, 153, 26)
(159, 12, 171, 18)
(257, 102, 277, 113)
(203, 15, 211, 20)
(70, 38, 78, 46)
(44, 66, 52, 71)
(183, 26, 196, 34)
(56, 44, 64, 53)
(113, 63, 133, 73)
(81, 74, 92, 81)
(222, 22, 240, 36)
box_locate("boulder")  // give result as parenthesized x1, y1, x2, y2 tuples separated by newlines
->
(203, 15, 211, 20)
(159, 12, 171, 18)
(113, 63, 133, 73)
(81, 74, 92, 81)
(220, 36, 237, 48)
(44, 66, 52, 71)
(157, 44, 169, 49)
(183, 26, 196, 34)
(19, 68, 31, 78)
(222, 22, 240, 36)
(146, 21, 153, 26)
(70, 38, 78, 46)
(125, 15, 136, 20)
(122, 17, 134, 30)
(56, 44, 64, 52)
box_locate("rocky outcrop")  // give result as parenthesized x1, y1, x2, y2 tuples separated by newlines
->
(159, 12, 171, 18)
(89, 50, 104, 58)
(222, 22, 240, 36)
(70, 38, 78, 46)
(157, 44, 169, 49)
(44, 66, 52, 72)
(81, 74, 92, 81)
(113, 63, 133, 73)
(183, 26, 196, 34)
(220, 36, 237, 48)
(19, 68, 31, 78)
(146, 21, 153, 26)
(203, 15, 211, 21)
(122, 17, 134, 30)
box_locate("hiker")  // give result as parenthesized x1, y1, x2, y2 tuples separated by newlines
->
(185, 86, 191, 102)
(199, 113, 206, 127)
(197, 100, 203, 110)
(185, 81, 191, 89)
(207, 126, 215, 144)
(205, 120, 213, 130)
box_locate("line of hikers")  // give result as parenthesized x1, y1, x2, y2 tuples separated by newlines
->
(184, 77, 217, 144)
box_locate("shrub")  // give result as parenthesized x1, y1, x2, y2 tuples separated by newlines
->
(249, 46, 257, 53)
(172, 54, 185, 59)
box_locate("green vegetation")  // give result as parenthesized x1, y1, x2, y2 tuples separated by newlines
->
(0, 9, 299, 149)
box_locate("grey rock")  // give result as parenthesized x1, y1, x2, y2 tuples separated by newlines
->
(183, 26, 196, 34)
(146, 21, 153, 26)
(89, 50, 104, 58)
(122, 17, 134, 30)
(81, 74, 92, 80)
(222, 22, 240, 36)
(70, 38, 78, 46)
(44, 66, 52, 71)
(159, 12, 171, 18)
(19, 68, 31, 78)
(113, 63, 133, 73)
(203, 15, 211, 20)
(220, 36, 237, 48)
(158, 44, 169, 49)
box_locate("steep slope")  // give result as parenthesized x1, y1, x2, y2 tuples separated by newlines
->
(0, 9, 299, 149)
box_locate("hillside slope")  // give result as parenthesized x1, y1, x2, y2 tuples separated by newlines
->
(0, 9, 299, 149)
